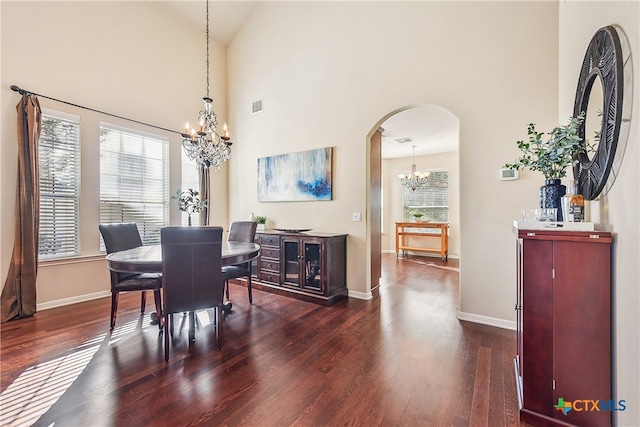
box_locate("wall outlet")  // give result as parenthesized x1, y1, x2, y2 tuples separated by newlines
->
(352, 212, 362, 222)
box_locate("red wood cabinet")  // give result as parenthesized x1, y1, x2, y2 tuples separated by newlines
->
(515, 229, 612, 427)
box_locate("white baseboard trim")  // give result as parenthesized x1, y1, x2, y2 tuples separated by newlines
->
(456, 310, 516, 331)
(37, 290, 110, 311)
(348, 289, 373, 300)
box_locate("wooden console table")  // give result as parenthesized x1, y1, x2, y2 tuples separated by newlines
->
(251, 231, 348, 306)
(395, 221, 449, 261)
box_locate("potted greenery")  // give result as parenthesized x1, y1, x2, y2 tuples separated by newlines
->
(171, 188, 207, 226)
(255, 215, 267, 231)
(411, 212, 426, 222)
(504, 113, 585, 221)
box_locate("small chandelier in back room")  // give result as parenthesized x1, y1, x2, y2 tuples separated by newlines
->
(181, 0, 232, 169)
(398, 145, 430, 191)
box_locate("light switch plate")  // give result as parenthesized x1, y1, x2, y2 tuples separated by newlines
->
(352, 212, 362, 222)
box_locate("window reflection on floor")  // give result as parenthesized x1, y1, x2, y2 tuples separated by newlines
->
(0, 316, 152, 426)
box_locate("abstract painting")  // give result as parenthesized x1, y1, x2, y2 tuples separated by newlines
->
(258, 147, 332, 202)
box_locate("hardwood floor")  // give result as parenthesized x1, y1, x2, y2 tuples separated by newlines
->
(0, 254, 525, 426)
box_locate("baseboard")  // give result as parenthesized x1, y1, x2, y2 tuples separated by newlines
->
(456, 310, 516, 331)
(348, 289, 373, 300)
(37, 290, 110, 311)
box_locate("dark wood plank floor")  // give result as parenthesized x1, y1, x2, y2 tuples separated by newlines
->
(0, 254, 525, 426)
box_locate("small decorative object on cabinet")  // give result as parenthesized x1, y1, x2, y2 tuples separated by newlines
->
(514, 224, 612, 427)
(255, 216, 267, 231)
(503, 114, 586, 222)
(252, 231, 347, 305)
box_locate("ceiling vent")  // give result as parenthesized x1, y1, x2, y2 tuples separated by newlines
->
(251, 98, 263, 114)
(395, 137, 414, 144)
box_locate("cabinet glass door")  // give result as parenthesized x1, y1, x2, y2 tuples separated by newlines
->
(302, 241, 322, 291)
(283, 239, 300, 286)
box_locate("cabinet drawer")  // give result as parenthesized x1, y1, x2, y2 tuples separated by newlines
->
(259, 271, 280, 284)
(261, 246, 280, 260)
(259, 235, 280, 247)
(260, 259, 280, 273)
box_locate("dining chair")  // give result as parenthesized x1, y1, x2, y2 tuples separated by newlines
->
(99, 223, 163, 330)
(222, 221, 258, 303)
(161, 226, 225, 362)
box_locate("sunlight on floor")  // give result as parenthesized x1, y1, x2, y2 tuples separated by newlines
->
(0, 316, 152, 427)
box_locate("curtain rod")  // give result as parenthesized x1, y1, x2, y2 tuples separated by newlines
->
(10, 85, 183, 136)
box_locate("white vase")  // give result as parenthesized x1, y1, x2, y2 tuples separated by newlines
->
(249, 212, 256, 221)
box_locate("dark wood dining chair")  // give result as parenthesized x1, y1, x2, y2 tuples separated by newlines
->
(161, 226, 225, 362)
(222, 221, 257, 303)
(99, 223, 163, 330)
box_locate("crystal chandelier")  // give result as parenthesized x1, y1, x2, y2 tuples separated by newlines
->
(398, 145, 430, 191)
(181, 0, 232, 169)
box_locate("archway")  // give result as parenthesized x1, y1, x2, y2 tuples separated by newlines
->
(366, 105, 460, 294)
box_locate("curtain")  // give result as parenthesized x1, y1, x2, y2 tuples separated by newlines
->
(198, 165, 210, 226)
(1, 95, 42, 322)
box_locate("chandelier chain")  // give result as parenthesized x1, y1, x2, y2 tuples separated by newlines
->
(205, 0, 209, 98)
(180, 0, 232, 170)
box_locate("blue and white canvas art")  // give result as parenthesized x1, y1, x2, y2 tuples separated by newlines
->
(257, 147, 332, 202)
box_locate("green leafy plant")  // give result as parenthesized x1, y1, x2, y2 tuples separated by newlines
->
(171, 188, 207, 225)
(412, 212, 424, 219)
(504, 113, 586, 180)
(255, 216, 267, 224)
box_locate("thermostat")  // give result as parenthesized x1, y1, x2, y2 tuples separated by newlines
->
(500, 168, 519, 181)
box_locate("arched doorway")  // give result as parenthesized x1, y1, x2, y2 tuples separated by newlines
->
(367, 105, 460, 294)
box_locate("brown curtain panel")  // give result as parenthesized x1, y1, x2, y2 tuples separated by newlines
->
(1, 95, 42, 322)
(198, 165, 210, 226)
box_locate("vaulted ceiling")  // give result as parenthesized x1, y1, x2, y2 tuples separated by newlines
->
(155, 2, 459, 159)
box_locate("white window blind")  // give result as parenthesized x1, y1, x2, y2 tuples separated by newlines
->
(39, 111, 81, 259)
(402, 170, 449, 225)
(99, 124, 168, 247)
(180, 150, 200, 226)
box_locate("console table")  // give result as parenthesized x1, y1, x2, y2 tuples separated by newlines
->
(395, 221, 449, 261)
(248, 231, 348, 306)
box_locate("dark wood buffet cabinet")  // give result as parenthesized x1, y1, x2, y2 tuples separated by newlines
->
(514, 227, 613, 427)
(246, 231, 347, 306)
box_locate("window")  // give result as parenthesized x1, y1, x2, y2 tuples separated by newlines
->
(99, 124, 168, 247)
(180, 150, 200, 226)
(39, 111, 80, 259)
(402, 170, 449, 227)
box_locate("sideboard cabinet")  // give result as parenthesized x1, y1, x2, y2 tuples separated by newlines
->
(515, 228, 612, 427)
(252, 231, 347, 306)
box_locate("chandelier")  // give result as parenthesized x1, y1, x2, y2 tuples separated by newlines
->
(181, 0, 232, 169)
(398, 145, 430, 191)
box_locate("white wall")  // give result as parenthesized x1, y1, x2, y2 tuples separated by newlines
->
(382, 151, 460, 258)
(1, 2, 230, 305)
(228, 1, 559, 312)
(559, 2, 639, 425)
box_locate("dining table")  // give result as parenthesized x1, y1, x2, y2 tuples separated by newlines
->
(105, 241, 260, 274)
(105, 241, 260, 333)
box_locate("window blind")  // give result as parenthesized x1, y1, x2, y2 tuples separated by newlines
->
(39, 112, 81, 259)
(99, 124, 168, 247)
(403, 170, 449, 224)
